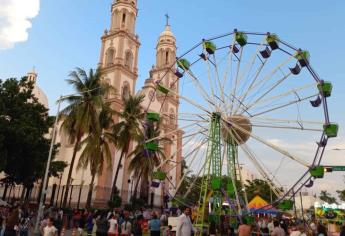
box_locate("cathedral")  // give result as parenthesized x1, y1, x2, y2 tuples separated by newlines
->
(51, 0, 183, 207)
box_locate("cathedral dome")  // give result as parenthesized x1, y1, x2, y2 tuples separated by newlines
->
(33, 85, 49, 109)
(27, 70, 49, 109)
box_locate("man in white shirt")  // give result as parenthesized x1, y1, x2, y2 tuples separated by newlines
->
(176, 207, 195, 236)
(43, 217, 57, 236)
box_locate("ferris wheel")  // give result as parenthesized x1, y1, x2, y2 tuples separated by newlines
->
(142, 29, 337, 223)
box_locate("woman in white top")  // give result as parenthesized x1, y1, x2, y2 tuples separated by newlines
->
(108, 214, 119, 236)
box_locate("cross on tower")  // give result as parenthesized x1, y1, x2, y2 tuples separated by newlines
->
(165, 13, 170, 26)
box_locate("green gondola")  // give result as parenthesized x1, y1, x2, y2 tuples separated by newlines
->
(153, 170, 166, 181)
(324, 123, 339, 138)
(157, 84, 169, 94)
(235, 32, 248, 47)
(317, 81, 332, 97)
(278, 199, 294, 210)
(310, 166, 324, 178)
(147, 112, 160, 122)
(177, 58, 191, 71)
(266, 34, 279, 50)
(203, 41, 217, 54)
(144, 142, 159, 151)
(295, 50, 310, 66)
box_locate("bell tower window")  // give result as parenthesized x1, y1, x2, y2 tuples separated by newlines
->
(122, 13, 126, 25)
(122, 82, 130, 99)
(165, 51, 169, 65)
(125, 50, 133, 70)
(105, 48, 115, 66)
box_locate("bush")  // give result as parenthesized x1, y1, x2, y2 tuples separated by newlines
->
(108, 195, 122, 208)
(130, 197, 147, 210)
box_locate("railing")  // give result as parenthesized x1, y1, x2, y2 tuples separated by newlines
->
(0, 185, 164, 209)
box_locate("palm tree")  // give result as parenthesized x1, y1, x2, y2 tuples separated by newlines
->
(110, 94, 145, 200)
(60, 67, 111, 207)
(128, 120, 169, 200)
(78, 103, 115, 208)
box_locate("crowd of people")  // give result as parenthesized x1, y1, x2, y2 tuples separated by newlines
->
(1, 204, 345, 236)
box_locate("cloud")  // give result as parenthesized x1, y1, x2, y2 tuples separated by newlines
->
(0, 0, 40, 50)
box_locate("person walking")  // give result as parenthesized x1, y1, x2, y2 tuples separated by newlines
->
(18, 216, 30, 236)
(176, 207, 194, 236)
(238, 218, 251, 236)
(209, 220, 217, 236)
(42, 217, 58, 236)
(108, 214, 119, 236)
(120, 216, 131, 236)
(96, 213, 108, 236)
(131, 217, 142, 236)
(270, 221, 285, 236)
(4, 207, 19, 236)
(148, 213, 161, 236)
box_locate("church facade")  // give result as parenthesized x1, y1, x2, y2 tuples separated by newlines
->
(52, 0, 183, 207)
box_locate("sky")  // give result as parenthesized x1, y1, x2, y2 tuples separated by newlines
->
(0, 0, 345, 199)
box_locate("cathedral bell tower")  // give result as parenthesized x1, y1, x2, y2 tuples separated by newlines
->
(98, 0, 140, 100)
(142, 16, 183, 206)
(95, 0, 140, 205)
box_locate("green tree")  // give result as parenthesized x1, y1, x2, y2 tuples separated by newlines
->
(175, 175, 203, 206)
(244, 179, 280, 203)
(128, 120, 168, 201)
(0, 77, 63, 201)
(336, 190, 345, 202)
(111, 94, 145, 200)
(59, 67, 110, 207)
(319, 190, 337, 204)
(78, 103, 115, 208)
(336, 176, 345, 202)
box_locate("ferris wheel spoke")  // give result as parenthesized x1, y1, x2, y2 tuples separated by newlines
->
(221, 38, 236, 104)
(250, 117, 324, 125)
(203, 48, 217, 108)
(183, 69, 215, 109)
(227, 129, 282, 197)
(240, 56, 294, 110)
(228, 120, 310, 167)
(250, 93, 319, 117)
(233, 59, 268, 115)
(243, 83, 316, 113)
(228, 47, 244, 113)
(146, 123, 205, 143)
(251, 124, 323, 132)
(244, 72, 293, 113)
(159, 84, 212, 114)
(241, 143, 284, 195)
(155, 127, 208, 173)
(183, 158, 207, 198)
(169, 138, 208, 194)
(232, 38, 266, 114)
(212, 54, 227, 110)
(221, 120, 283, 196)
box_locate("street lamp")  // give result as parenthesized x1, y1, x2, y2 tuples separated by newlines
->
(34, 87, 100, 235)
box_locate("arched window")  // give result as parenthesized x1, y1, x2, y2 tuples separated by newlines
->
(169, 108, 175, 125)
(122, 13, 126, 25)
(105, 48, 115, 66)
(165, 51, 169, 65)
(125, 50, 133, 70)
(122, 82, 130, 99)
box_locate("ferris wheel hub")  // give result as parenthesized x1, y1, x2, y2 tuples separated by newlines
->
(221, 115, 252, 145)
